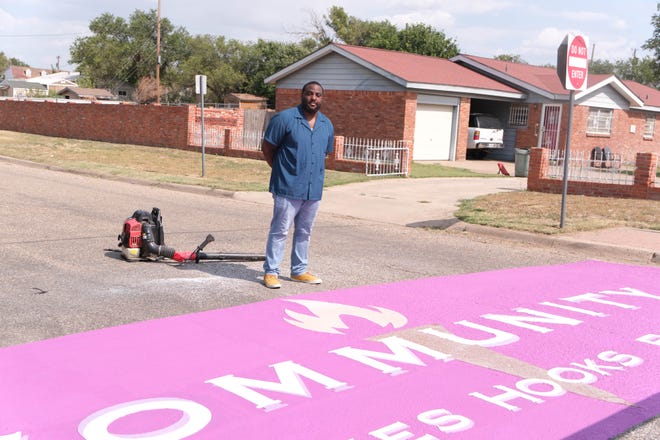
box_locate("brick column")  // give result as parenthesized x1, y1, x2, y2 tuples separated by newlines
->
(527, 147, 549, 191)
(634, 153, 657, 186)
(403, 140, 413, 176)
(632, 152, 657, 198)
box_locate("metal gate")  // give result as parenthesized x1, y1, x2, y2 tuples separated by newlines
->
(539, 104, 562, 150)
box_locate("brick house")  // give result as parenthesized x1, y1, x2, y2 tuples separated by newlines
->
(265, 44, 523, 161)
(265, 44, 660, 161)
(452, 55, 660, 160)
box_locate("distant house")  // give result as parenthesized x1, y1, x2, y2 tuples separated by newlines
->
(112, 83, 135, 102)
(57, 87, 115, 101)
(0, 80, 48, 98)
(265, 44, 660, 161)
(224, 93, 268, 109)
(3, 65, 54, 80)
(2, 65, 80, 96)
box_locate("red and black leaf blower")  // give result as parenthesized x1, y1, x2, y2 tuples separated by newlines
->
(118, 207, 265, 263)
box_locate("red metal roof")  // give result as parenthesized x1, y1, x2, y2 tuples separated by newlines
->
(336, 44, 520, 94)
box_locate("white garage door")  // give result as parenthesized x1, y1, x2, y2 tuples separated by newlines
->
(413, 104, 454, 160)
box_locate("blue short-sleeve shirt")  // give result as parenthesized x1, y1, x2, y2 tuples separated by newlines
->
(264, 105, 335, 201)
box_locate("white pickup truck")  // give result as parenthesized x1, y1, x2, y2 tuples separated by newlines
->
(467, 113, 504, 155)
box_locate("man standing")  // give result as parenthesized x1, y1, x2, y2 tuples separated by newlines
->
(261, 81, 335, 289)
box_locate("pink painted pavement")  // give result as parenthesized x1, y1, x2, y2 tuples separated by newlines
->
(0, 260, 658, 439)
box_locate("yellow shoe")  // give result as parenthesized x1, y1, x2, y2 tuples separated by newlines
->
(263, 274, 281, 289)
(291, 272, 322, 284)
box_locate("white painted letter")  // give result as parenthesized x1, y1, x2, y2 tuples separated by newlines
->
(548, 367, 598, 384)
(561, 293, 638, 310)
(421, 321, 519, 347)
(482, 308, 582, 333)
(469, 385, 544, 411)
(78, 398, 211, 440)
(418, 409, 474, 433)
(369, 421, 414, 440)
(331, 336, 450, 376)
(598, 351, 643, 367)
(600, 287, 660, 301)
(637, 334, 660, 346)
(516, 379, 566, 398)
(206, 360, 350, 411)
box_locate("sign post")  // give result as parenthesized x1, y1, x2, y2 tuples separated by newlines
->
(556, 34, 588, 228)
(195, 74, 208, 177)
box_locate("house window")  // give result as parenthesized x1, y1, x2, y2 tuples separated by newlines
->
(587, 108, 613, 135)
(508, 104, 529, 127)
(643, 114, 655, 138)
(118, 90, 127, 97)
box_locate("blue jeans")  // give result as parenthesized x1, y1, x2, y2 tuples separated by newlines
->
(264, 195, 320, 276)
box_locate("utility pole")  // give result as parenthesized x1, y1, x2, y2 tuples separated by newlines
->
(156, 0, 161, 104)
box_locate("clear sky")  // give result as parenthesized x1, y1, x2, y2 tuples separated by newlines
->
(0, 0, 656, 71)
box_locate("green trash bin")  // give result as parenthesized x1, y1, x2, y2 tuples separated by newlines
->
(514, 148, 530, 177)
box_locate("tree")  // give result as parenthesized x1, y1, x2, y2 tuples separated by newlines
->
(309, 6, 459, 58)
(70, 10, 190, 92)
(494, 54, 527, 64)
(642, 2, 660, 81)
(0, 52, 9, 77)
(172, 35, 246, 103)
(133, 76, 160, 104)
(235, 40, 315, 105)
(398, 23, 459, 58)
(588, 58, 616, 74)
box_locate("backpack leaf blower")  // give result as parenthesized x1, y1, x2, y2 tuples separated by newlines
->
(118, 207, 265, 263)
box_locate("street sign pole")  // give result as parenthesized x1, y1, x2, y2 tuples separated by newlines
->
(556, 33, 588, 229)
(195, 75, 208, 177)
(560, 90, 574, 228)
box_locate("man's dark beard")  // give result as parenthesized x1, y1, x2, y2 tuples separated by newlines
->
(302, 100, 321, 114)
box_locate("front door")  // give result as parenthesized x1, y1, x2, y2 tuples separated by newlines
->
(538, 104, 562, 150)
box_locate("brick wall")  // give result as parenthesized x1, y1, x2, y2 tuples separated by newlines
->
(0, 99, 191, 149)
(527, 147, 659, 200)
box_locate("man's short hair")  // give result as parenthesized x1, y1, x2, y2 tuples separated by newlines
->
(302, 81, 324, 94)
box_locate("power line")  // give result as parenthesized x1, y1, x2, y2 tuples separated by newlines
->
(0, 33, 89, 38)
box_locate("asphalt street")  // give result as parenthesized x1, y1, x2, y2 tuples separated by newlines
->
(0, 158, 599, 347)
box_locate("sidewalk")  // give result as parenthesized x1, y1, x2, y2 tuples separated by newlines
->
(235, 159, 659, 265)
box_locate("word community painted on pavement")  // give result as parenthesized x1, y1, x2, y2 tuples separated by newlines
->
(0, 261, 658, 439)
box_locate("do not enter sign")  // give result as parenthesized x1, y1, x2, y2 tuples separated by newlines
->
(557, 33, 589, 91)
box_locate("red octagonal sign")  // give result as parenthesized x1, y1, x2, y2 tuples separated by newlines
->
(567, 35, 588, 90)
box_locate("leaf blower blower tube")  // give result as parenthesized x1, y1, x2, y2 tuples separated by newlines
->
(141, 220, 177, 260)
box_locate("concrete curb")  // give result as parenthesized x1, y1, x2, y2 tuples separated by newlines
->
(446, 222, 658, 265)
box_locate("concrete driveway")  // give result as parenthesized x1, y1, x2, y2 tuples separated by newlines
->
(236, 160, 526, 227)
